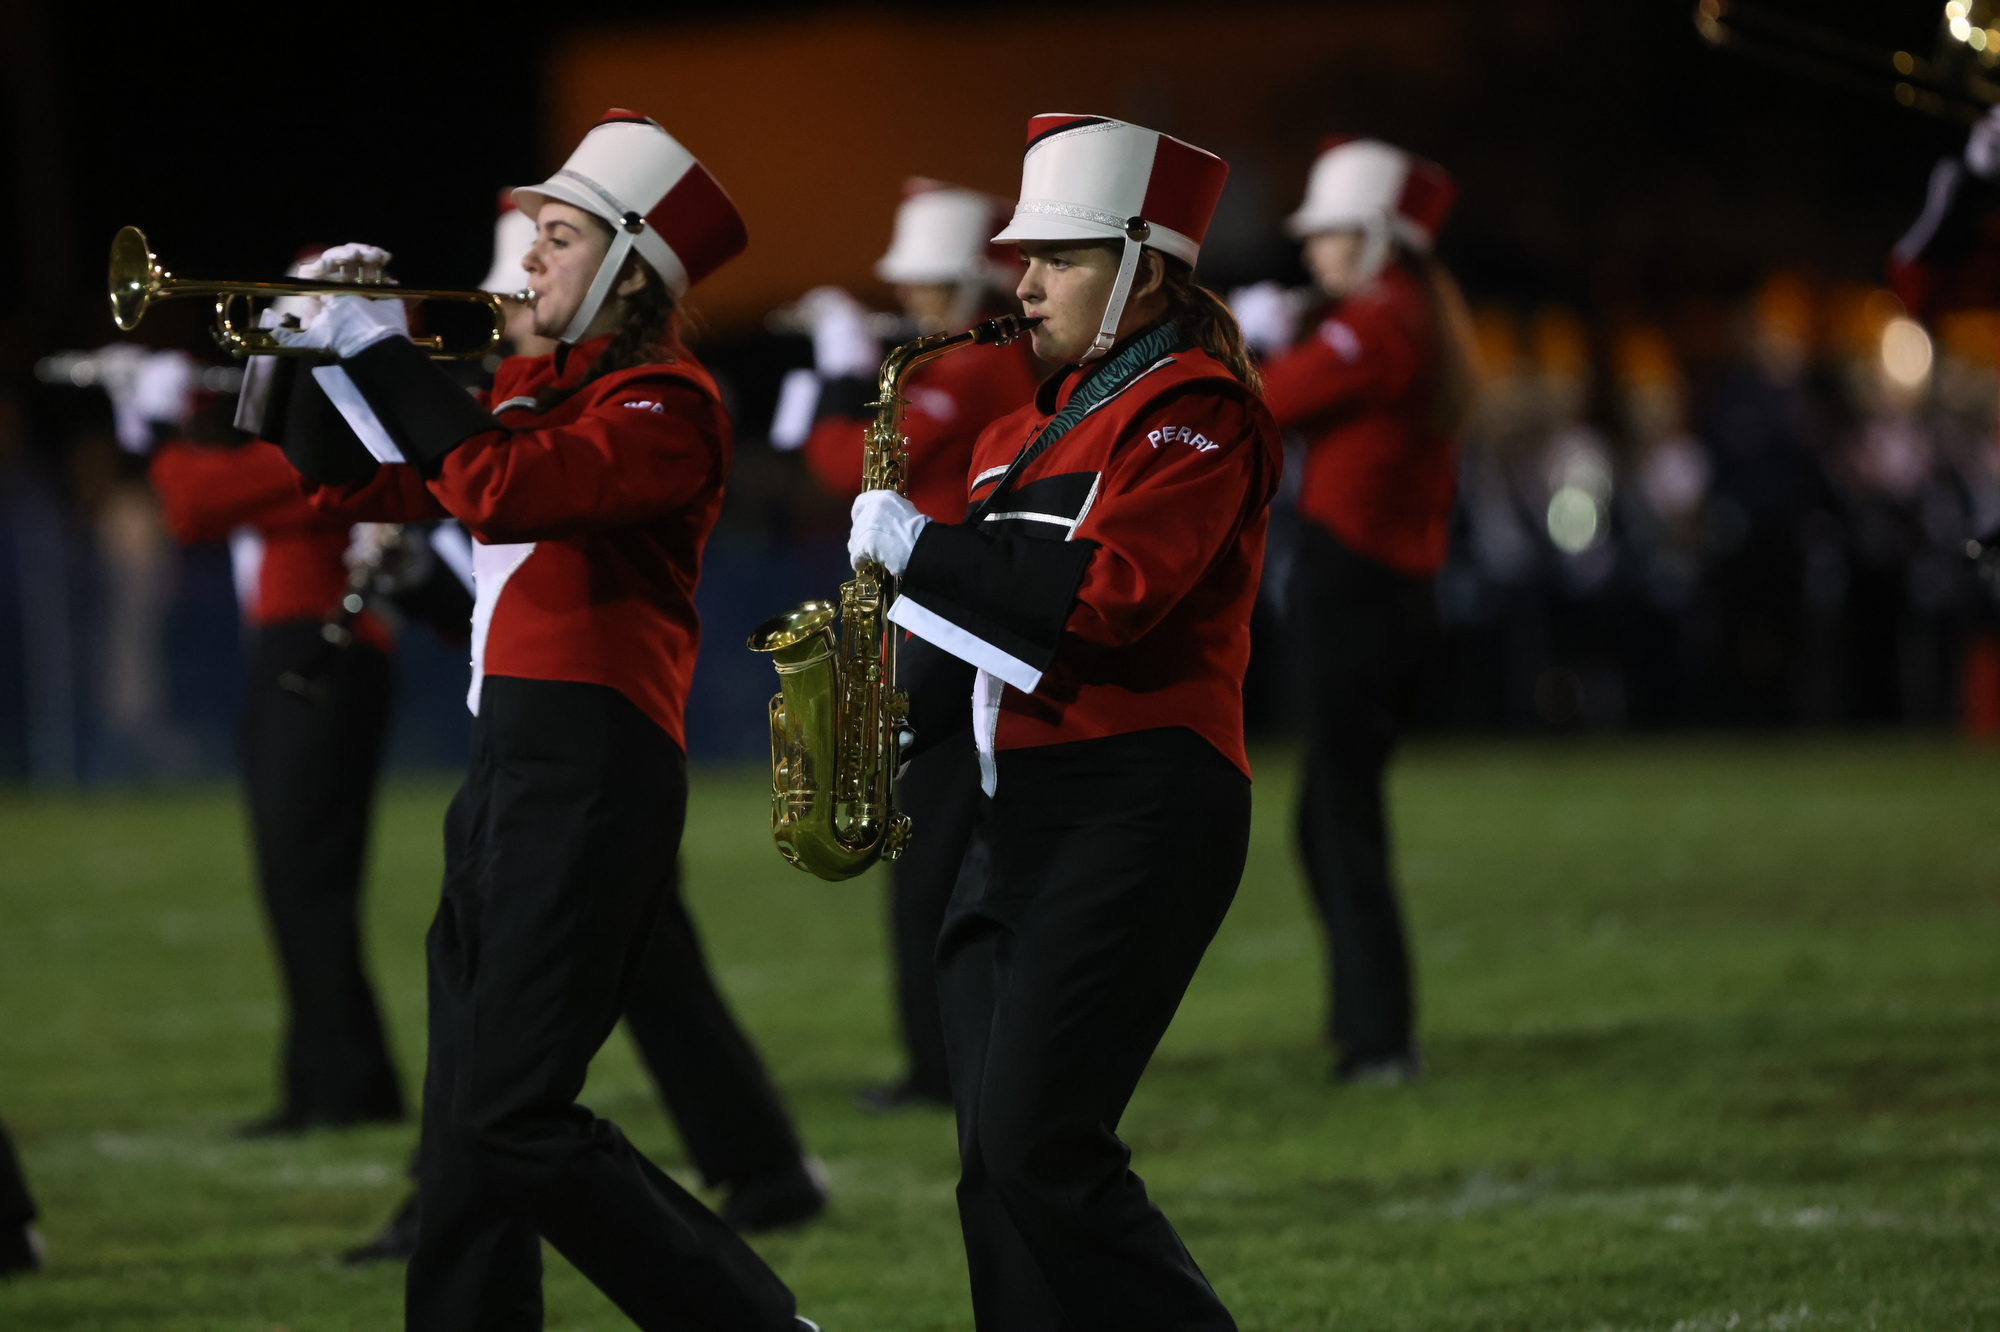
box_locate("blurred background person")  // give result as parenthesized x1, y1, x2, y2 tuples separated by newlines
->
(1238, 137, 1480, 1085)
(770, 179, 1041, 1112)
(0, 1118, 39, 1277)
(149, 247, 408, 1137)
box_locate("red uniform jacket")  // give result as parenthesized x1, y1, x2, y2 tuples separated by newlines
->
(800, 339, 1041, 522)
(1260, 262, 1456, 576)
(892, 325, 1280, 787)
(303, 335, 729, 750)
(1889, 155, 2000, 318)
(150, 438, 391, 651)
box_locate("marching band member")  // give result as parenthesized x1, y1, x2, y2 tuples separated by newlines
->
(1247, 137, 1479, 1085)
(781, 179, 1042, 1112)
(342, 198, 826, 1267)
(850, 114, 1279, 1325)
(266, 111, 809, 1331)
(148, 267, 408, 1136)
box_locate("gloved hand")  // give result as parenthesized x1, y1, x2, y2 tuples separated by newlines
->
(848, 489, 929, 576)
(796, 286, 881, 379)
(299, 242, 394, 285)
(272, 293, 410, 358)
(1229, 281, 1304, 357)
(107, 349, 195, 454)
(1969, 106, 2000, 180)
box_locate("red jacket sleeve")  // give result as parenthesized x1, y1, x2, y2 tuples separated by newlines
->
(305, 462, 452, 523)
(151, 440, 323, 543)
(1065, 389, 1273, 651)
(800, 415, 867, 503)
(1259, 297, 1420, 433)
(422, 377, 723, 544)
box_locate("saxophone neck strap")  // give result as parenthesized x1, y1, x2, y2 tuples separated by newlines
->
(967, 319, 1185, 524)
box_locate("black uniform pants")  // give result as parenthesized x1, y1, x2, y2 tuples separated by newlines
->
(887, 727, 983, 1100)
(241, 620, 402, 1124)
(938, 728, 1247, 1331)
(405, 677, 795, 1332)
(0, 1119, 33, 1229)
(1288, 525, 1431, 1065)
(622, 860, 805, 1187)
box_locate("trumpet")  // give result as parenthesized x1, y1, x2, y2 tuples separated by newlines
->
(107, 225, 526, 360)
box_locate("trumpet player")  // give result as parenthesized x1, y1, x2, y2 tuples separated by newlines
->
(778, 179, 1042, 1112)
(346, 187, 827, 1267)
(1236, 138, 1480, 1086)
(849, 114, 1279, 1325)
(264, 111, 811, 1332)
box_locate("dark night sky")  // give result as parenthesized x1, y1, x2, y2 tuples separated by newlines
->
(0, 0, 1974, 367)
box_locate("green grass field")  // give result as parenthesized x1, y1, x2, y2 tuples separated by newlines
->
(1, 737, 1997, 1331)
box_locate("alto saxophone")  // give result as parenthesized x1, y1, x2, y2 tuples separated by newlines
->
(748, 313, 1040, 880)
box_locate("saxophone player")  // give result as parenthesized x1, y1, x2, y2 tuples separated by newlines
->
(848, 114, 1279, 1327)
(1234, 137, 1479, 1086)
(264, 110, 813, 1332)
(776, 179, 1042, 1112)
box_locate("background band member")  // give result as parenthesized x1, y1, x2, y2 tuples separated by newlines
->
(267, 111, 810, 1331)
(850, 114, 1278, 1326)
(1241, 137, 1480, 1085)
(775, 179, 1041, 1111)
(0, 1118, 39, 1276)
(147, 260, 406, 1134)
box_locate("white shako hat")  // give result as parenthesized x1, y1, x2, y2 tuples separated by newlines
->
(992, 114, 1229, 361)
(479, 192, 538, 295)
(1285, 136, 1457, 285)
(876, 179, 1015, 287)
(511, 108, 748, 343)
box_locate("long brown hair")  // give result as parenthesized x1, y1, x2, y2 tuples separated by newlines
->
(1408, 250, 1483, 437)
(1160, 254, 1262, 395)
(532, 238, 685, 414)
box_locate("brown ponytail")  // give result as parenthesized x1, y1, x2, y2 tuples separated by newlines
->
(1160, 255, 1262, 395)
(532, 246, 686, 414)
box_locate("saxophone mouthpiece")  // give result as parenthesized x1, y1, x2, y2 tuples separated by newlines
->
(975, 314, 1046, 345)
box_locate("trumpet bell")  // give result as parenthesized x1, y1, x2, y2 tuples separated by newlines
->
(108, 226, 157, 331)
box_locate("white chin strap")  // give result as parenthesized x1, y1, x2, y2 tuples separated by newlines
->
(559, 221, 640, 345)
(1082, 218, 1152, 363)
(1354, 214, 1394, 288)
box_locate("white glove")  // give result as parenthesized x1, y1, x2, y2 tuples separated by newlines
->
(797, 286, 881, 379)
(298, 242, 394, 284)
(109, 350, 195, 454)
(272, 293, 410, 358)
(1229, 281, 1303, 356)
(849, 489, 929, 576)
(1970, 107, 2000, 180)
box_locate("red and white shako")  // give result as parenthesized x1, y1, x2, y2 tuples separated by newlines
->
(480, 191, 538, 295)
(991, 114, 1229, 360)
(511, 109, 748, 342)
(1285, 137, 1456, 286)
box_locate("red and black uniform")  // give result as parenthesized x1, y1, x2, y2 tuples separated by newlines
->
(149, 437, 403, 1132)
(888, 321, 1279, 1326)
(801, 334, 1040, 1107)
(1258, 259, 1454, 1074)
(272, 333, 798, 1332)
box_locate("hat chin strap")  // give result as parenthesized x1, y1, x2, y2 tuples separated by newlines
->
(559, 227, 639, 346)
(1082, 218, 1152, 363)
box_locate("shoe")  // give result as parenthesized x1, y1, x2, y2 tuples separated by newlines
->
(341, 1193, 419, 1265)
(1334, 1044, 1424, 1087)
(796, 1320, 821, 1331)
(852, 1080, 952, 1115)
(0, 1223, 43, 1276)
(722, 1157, 830, 1234)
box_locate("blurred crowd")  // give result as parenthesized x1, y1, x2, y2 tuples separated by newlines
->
(2, 266, 1999, 785)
